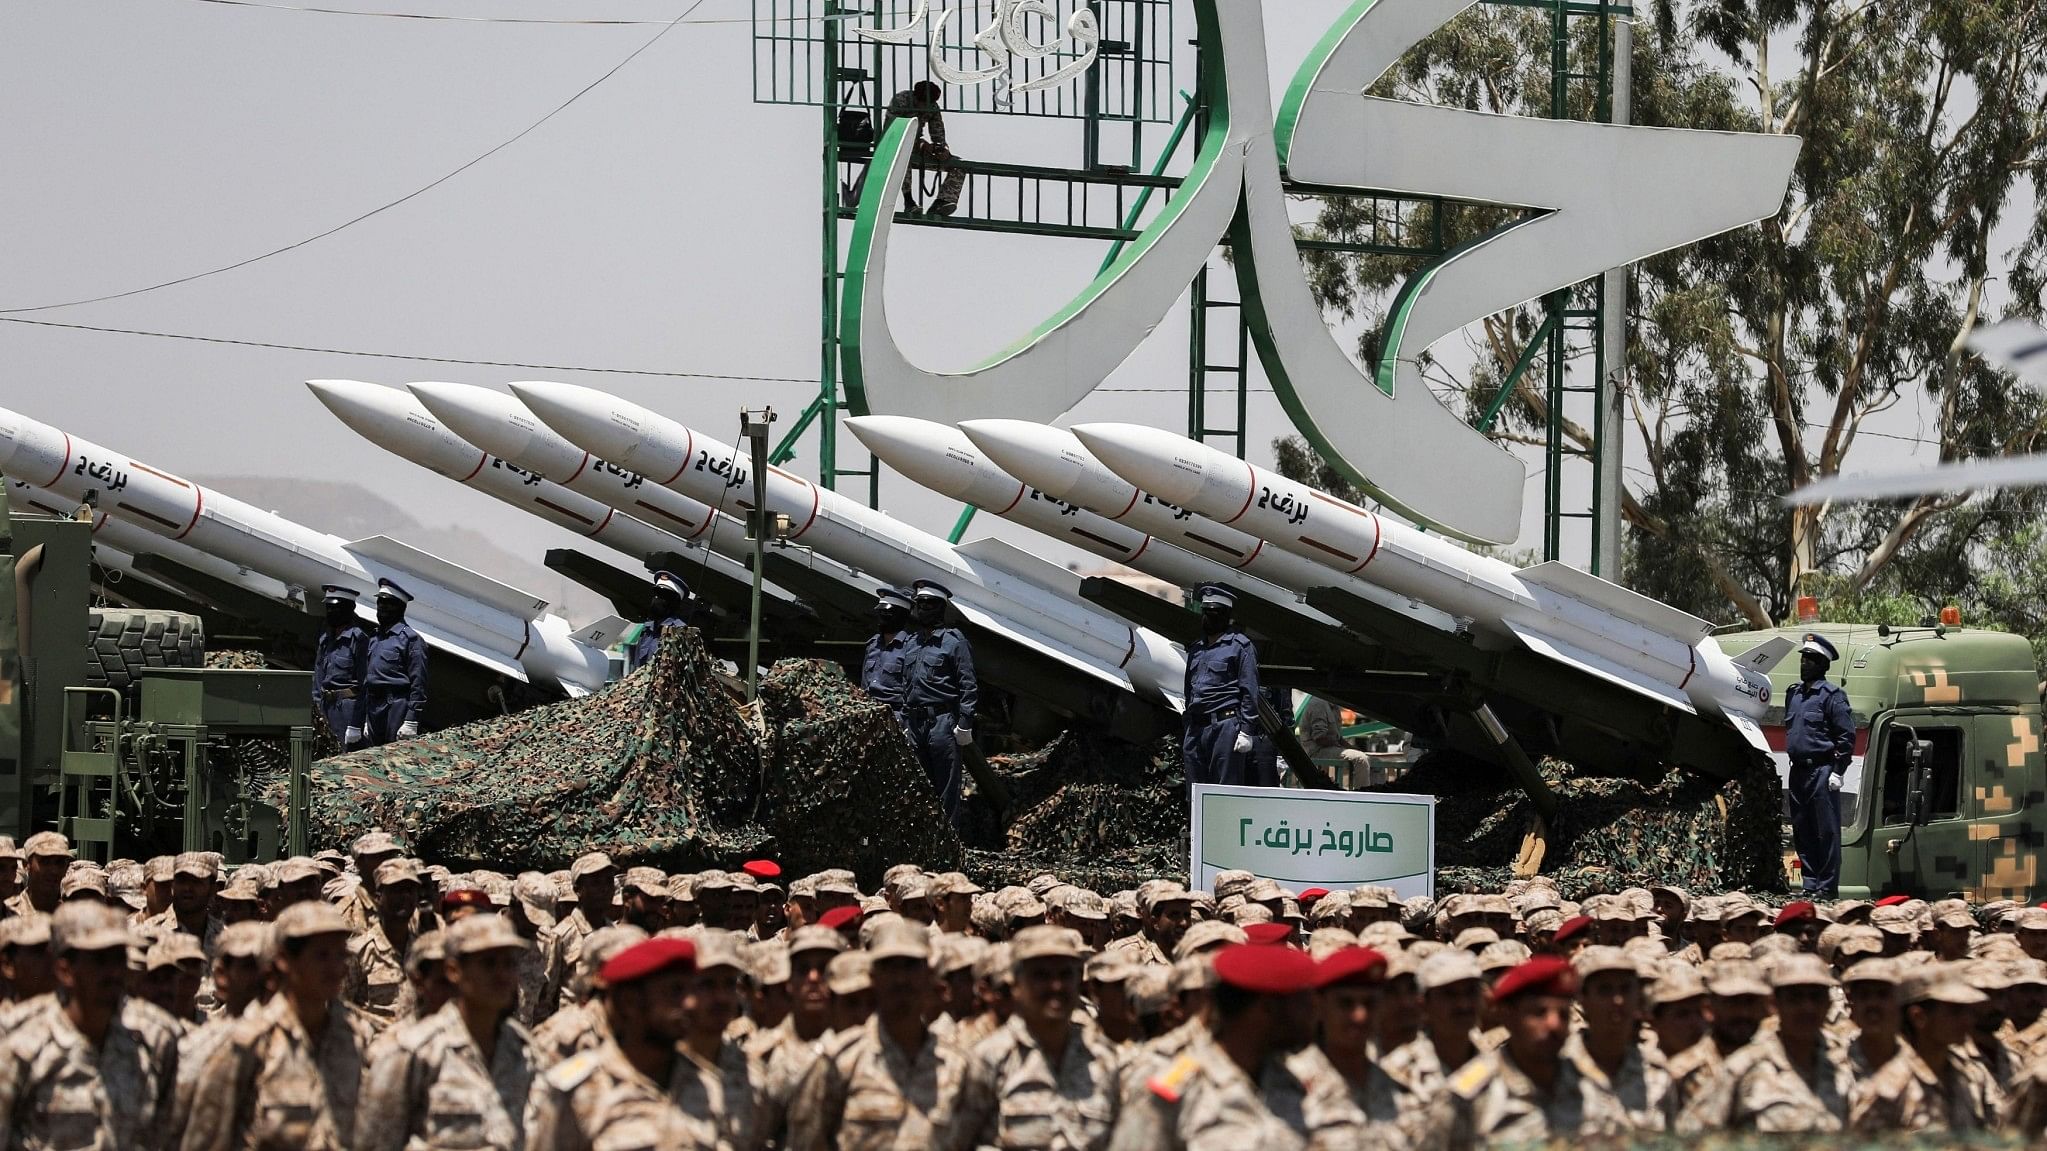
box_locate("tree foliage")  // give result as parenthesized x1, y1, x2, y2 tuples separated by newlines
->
(1299, 0, 2047, 632)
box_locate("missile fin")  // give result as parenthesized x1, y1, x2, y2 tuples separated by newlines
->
(344, 535, 551, 619)
(411, 627, 528, 682)
(949, 597, 1137, 693)
(570, 615, 633, 650)
(1724, 711, 1771, 755)
(1735, 636, 1795, 673)
(1514, 561, 1713, 644)
(954, 537, 1087, 598)
(1503, 621, 1697, 715)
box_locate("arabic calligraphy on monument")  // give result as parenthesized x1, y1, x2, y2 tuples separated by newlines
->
(855, 0, 1100, 105)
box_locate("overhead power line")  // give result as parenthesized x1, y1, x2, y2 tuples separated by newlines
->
(171, 0, 831, 24)
(0, 0, 711, 315)
(0, 316, 813, 382)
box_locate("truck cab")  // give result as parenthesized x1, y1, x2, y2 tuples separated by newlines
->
(1715, 624, 2044, 902)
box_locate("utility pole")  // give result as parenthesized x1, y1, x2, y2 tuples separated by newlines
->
(740, 408, 776, 700)
(1595, 10, 1632, 579)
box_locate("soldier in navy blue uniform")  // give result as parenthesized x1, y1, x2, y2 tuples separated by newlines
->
(1784, 632, 1854, 896)
(902, 580, 976, 827)
(1182, 585, 1261, 788)
(362, 577, 429, 747)
(860, 585, 913, 717)
(629, 570, 693, 668)
(311, 584, 370, 749)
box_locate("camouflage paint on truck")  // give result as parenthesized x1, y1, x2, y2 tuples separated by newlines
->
(1716, 624, 2043, 902)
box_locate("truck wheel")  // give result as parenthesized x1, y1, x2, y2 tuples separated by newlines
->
(84, 609, 206, 696)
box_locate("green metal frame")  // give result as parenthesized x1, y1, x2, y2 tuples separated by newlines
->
(757, 0, 1621, 570)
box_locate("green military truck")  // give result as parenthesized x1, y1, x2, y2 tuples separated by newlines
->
(1717, 623, 2043, 903)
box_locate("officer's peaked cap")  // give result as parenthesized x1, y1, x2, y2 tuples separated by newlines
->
(876, 586, 913, 611)
(652, 570, 689, 598)
(322, 584, 360, 604)
(1800, 633, 1839, 662)
(1198, 584, 1235, 609)
(911, 580, 952, 602)
(375, 578, 415, 603)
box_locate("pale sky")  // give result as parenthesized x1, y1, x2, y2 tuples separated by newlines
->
(0, 0, 1948, 618)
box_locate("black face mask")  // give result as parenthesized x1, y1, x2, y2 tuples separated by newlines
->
(376, 599, 405, 628)
(876, 606, 907, 633)
(912, 600, 944, 628)
(325, 602, 356, 629)
(1203, 607, 1231, 633)
(649, 592, 681, 620)
(1800, 654, 1828, 682)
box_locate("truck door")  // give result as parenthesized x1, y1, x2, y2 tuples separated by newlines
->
(1865, 711, 1969, 898)
(1967, 710, 2042, 903)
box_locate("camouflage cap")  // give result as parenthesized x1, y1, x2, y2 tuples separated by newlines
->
(214, 921, 274, 962)
(2009, 959, 2047, 988)
(623, 867, 668, 897)
(351, 830, 402, 857)
(1524, 909, 1565, 935)
(1900, 965, 1988, 1006)
(682, 929, 747, 974)
(1306, 927, 1361, 960)
(172, 851, 217, 880)
(928, 872, 982, 898)
(788, 924, 849, 957)
(375, 858, 423, 888)
(273, 857, 323, 885)
(1109, 891, 1140, 920)
(1061, 889, 1110, 922)
(274, 901, 351, 941)
(143, 855, 176, 883)
(0, 837, 19, 863)
(582, 925, 650, 987)
(1841, 957, 1900, 986)
(1137, 881, 1193, 913)
(405, 930, 447, 975)
(1169, 954, 1219, 995)
(217, 872, 264, 904)
(1417, 949, 1484, 991)
(1126, 964, 1173, 1016)
(23, 831, 72, 860)
(1870, 905, 1919, 936)
(1928, 899, 1977, 930)
(1212, 870, 1258, 902)
(1083, 951, 1138, 984)
(0, 913, 51, 949)
(144, 935, 207, 971)
(1704, 960, 1770, 998)
(447, 913, 527, 957)
(569, 852, 618, 882)
(827, 950, 873, 995)
(1010, 925, 1086, 966)
(514, 872, 559, 926)
(1572, 945, 1639, 980)
(894, 874, 933, 903)
(1452, 927, 1500, 952)
(1243, 877, 1286, 903)
(1358, 921, 1415, 950)
(59, 868, 110, 900)
(666, 874, 697, 903)
(867, 920, 932, 963)
(1477, 940, 1532, 974)
(1962, 959, 2014, 993)
(975, 942, 1015, 987)
(1770, 953, 1837, 990)
(1174, 919, 1248, 960)
(1228, 904, 1275, 927)
(934, 934, 989, 977)
(1647, 963, 1707, 1007)
(1707, 942, 1754, 963)
(749, 940, 792, 986)
(2019, 907, 2047, 932)
(1307, 892, 1353, 926)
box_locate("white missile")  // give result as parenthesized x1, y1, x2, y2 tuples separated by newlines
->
(403, 381, 766, 582)
(505, 381, 1188, 707)
(307, 380, 686, 566)
(1068, 422, 1793, 748)
(0, 405, 611, 696)
(956, 418, 1456, 633)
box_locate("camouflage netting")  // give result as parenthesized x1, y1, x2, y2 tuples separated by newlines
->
(1395, 749, 1787, 900)
(758, 659, 962, 883)
(960, 732, 1187, 892)
(203, 650, 269, 670)
(290, 629, 771, 870)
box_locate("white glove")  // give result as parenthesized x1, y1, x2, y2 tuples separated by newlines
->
(397, 720, 420, 739)
(1233, 730, 1254, 754)
(1828, 772, 1843, 792)
(953, 726, 973, 747)
(343, 725, 363, 747)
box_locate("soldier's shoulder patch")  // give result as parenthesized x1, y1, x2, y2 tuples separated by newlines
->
(546, 1050, 601, 1091)
(1147, 1054, 1201, 1103)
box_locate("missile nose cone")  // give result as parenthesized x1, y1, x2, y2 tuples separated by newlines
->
(844, 415, 961, 468)
(305, 379, 406, 436)
(507, 380, 611, 444)
(1069, 423, 1211, 505)
(407, 381, 494, 436)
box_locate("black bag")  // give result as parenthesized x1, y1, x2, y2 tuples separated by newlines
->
(836, 110, 875, 146)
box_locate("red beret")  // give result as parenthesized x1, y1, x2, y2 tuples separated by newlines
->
(743, 860, 783, 880)
(1298, 887, 1330, 905)
(599, 938, 696, 987)
(1490, 955, 1578, 1004)
(1773, 900, 1816, 926)
(1875, 894, 1912, 907)
(439, 888, 492, 912)
(1243, 922, 1293, 946)
(1314, 947, 1388, 988)
(1551, 915, 1593, 944)
(1213, 943, 1318, 994)
(818, 906, 862, 931)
